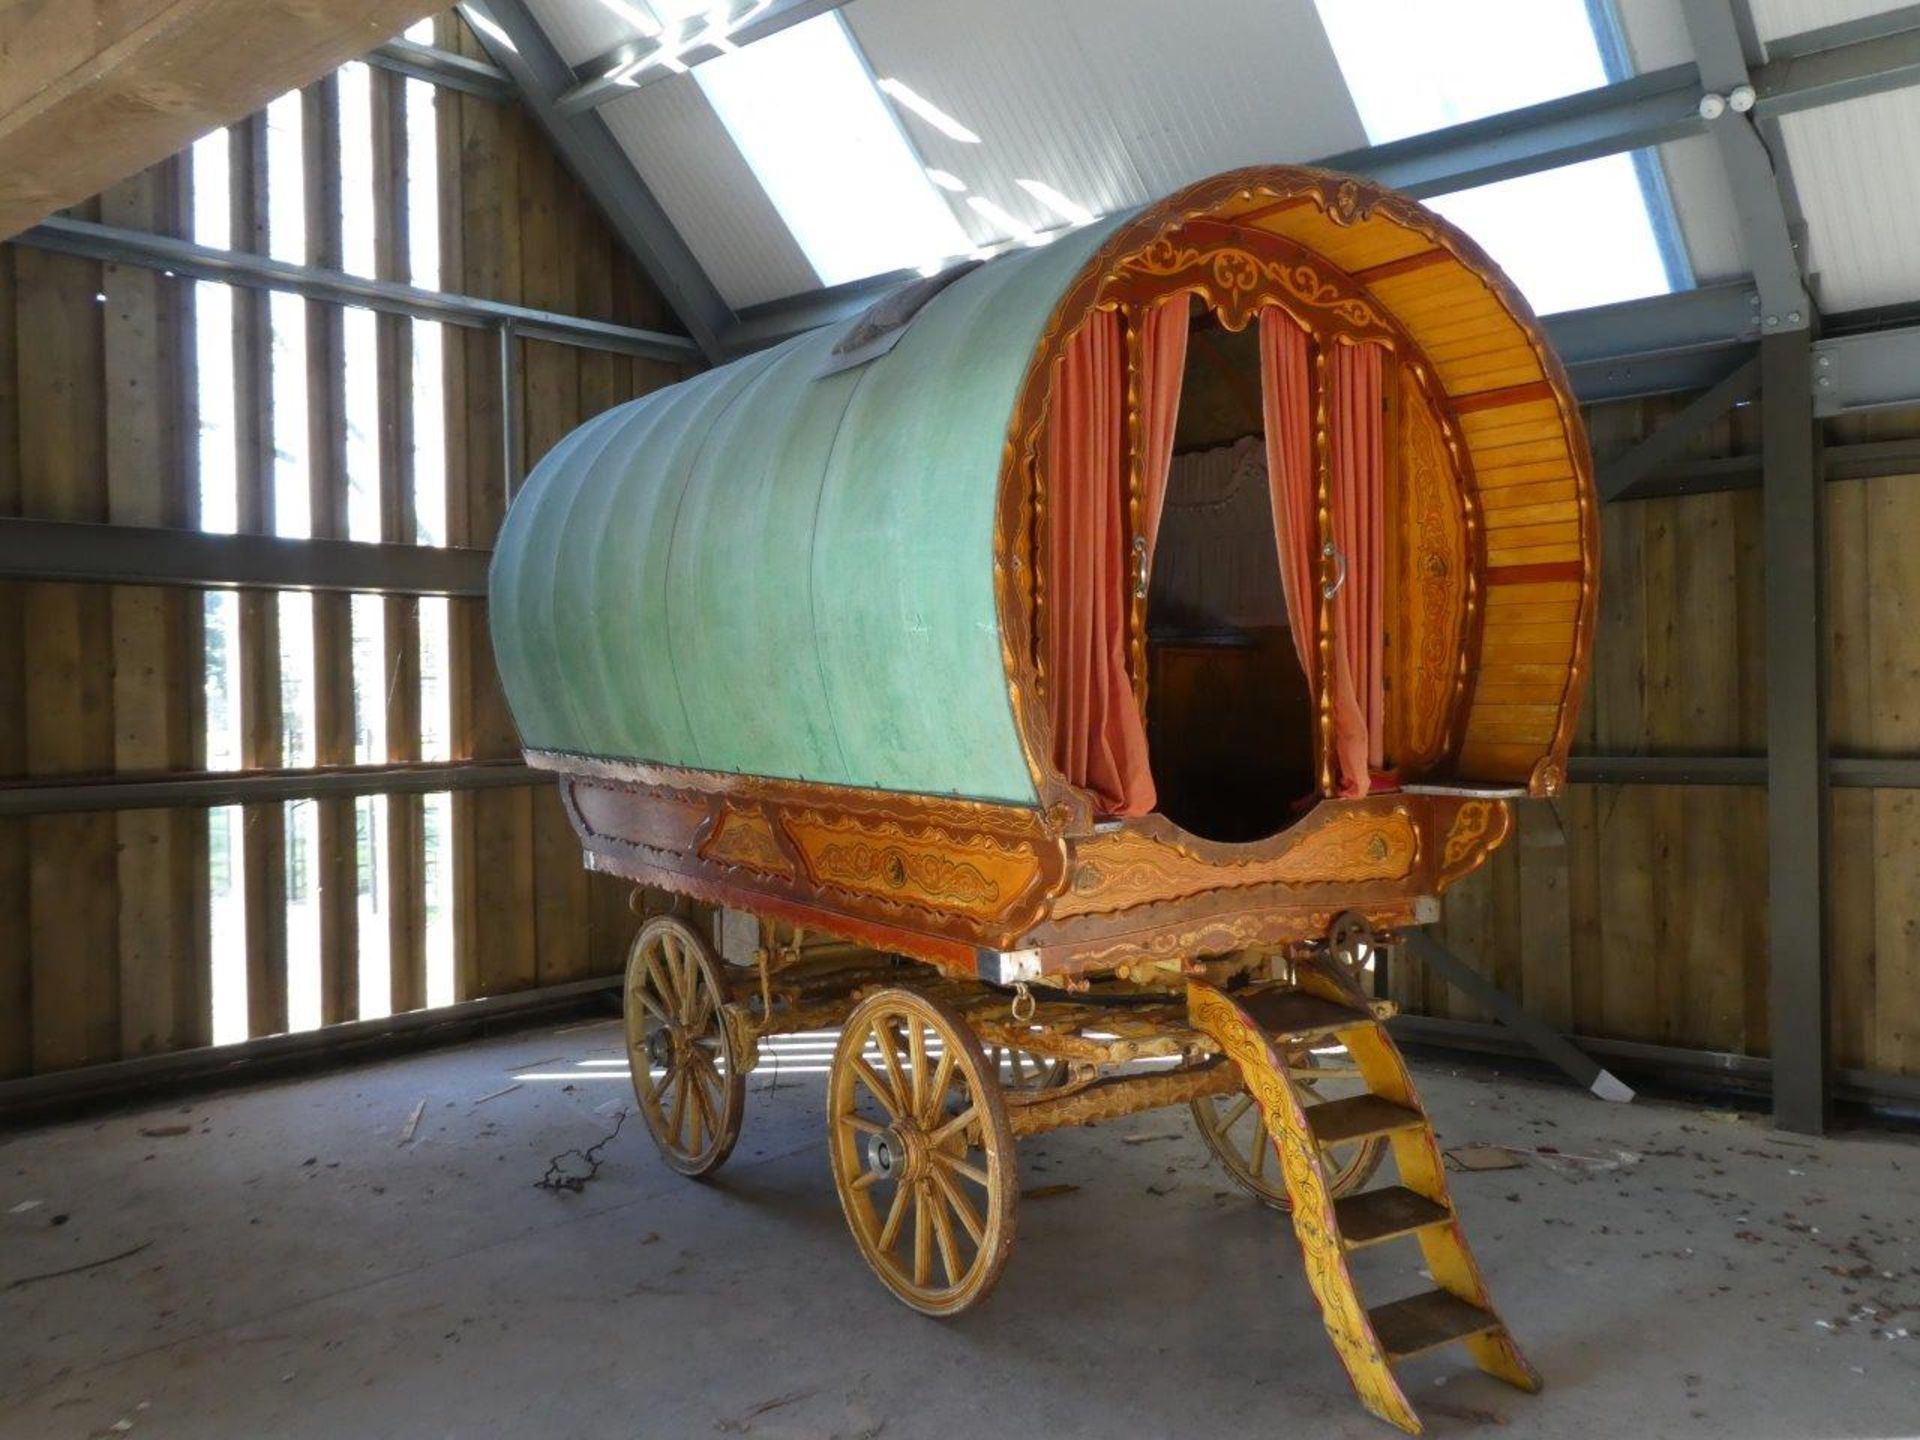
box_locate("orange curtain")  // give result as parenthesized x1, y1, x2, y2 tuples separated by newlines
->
(1258, 310, 1377, 798)
(1258, 308, 1317, 680)
(1139, 297, 1190, 567)
(1331, 341, 1387, 790)
(1046, 309, 1155, 816)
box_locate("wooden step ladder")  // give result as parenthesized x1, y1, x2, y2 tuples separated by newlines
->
(1187, 965, 1540, 1435)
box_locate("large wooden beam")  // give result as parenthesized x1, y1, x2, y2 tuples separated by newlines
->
(0, 0, 443, 241)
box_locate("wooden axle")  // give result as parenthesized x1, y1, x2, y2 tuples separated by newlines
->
(1002, 1061, 1242, 1139)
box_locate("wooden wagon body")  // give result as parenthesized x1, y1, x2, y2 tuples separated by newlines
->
(488, 165, 1596, 1435)
(491, 165, 1595, 986)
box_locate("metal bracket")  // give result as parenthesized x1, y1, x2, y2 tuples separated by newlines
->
(1400, 931, 1634, 1103)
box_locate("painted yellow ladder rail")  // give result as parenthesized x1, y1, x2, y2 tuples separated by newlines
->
(1185, 971, 1541, 1435)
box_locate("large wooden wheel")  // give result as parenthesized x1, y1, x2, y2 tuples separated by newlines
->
(827, 987, 1018, 1317)
(624, 916, 745, 1177)
(1191, 1041, 1386, 1209)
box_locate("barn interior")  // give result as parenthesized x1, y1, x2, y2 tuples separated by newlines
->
(4, 2, 1920, 1438)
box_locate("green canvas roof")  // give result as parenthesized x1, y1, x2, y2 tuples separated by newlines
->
(489, 214, 1130, 806)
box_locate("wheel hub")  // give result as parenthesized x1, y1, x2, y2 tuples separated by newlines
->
(645, 1025, 676, 1071)
(867, 1120, 931, 1184)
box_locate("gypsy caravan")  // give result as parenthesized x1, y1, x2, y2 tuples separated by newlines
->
(490, 164, 1596, 1433)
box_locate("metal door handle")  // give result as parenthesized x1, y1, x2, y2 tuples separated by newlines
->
(1322, 540, 1347, 600)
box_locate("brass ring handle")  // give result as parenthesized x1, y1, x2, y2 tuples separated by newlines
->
(1322, 540, 1347, 600)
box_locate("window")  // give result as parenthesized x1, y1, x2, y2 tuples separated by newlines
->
(1313, 0, 1685, 313)
(693, 13, 971, 285)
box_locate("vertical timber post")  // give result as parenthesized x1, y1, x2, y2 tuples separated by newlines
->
(1762, 328, 1829, 1134)
(499, 319, 521, 503)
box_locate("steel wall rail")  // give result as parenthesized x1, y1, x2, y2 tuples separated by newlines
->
(366, 37, 516, 101)
(0, 762, 544, 818)
(1566, 755, 1920, 786)
(0, 517, 490, 595)
(13, 216, 700, 361)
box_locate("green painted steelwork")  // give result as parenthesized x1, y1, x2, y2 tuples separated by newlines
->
(489, 217, 1127, 805)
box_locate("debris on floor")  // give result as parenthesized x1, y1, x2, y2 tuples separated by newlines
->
(1446, 1144, 1526, 1171)
(535, 1111, 628, 1194)
(714, 1387, 818, 1433)
(398, 1099, 427, 1146)
(1020, 1182, 1080, 1200)
(5, 1240, 154, 1293)
(471, 1083, 522, 1106)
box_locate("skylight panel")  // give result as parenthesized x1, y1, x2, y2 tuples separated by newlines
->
(694, 14, 971, 286)
(1313, 0, 1679, 313)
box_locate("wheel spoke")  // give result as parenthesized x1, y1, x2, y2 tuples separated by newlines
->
(921, 1047, 955, 1125)
(932, 1164, 984, 1246)
(852, 1168, 885, 1191)
(1218, 1093, 1255, 1132)
(912, 1183, 933, 1288)
(686, 978, 715, 1038)
(876, 1018, 912, 1114)
(929, 1103, 977, 1149)
(936, 1152, 992, 1190)
(645, 949, 680, 1021)
(666, 1062, 689, 1150)
(633, 985, 673, 1026)
(928, 1178, 963, 1287)
(1250, 1123, 1271, 1180)
(840, 1112, 889, 1138)
(852, 1057, 902, 1120)
(907, 1019, 928, 1115)
(672, 938, 699, 1025)
(686, 1072, 706, 1155)
(877, 1179, 911, 1254)
(688, 1059, 720, 1140)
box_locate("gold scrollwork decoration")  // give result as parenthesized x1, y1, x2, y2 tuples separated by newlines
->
(1117, 240, 1384, 333)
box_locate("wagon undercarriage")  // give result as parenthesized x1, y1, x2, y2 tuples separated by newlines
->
(624, 904, 1538, 1435)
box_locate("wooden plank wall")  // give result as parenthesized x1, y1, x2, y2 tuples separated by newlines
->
(0, 163, 210, 1080)
(432, 14, 685, 1008)
(1411, 395, 1920, 1080)
(0, 16, 687, 1082)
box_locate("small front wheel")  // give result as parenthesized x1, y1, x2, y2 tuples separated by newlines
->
(827, 987, 1018, 1316)
(1192, 1040, 1385, 1209)
(623, 916, 745, 1177)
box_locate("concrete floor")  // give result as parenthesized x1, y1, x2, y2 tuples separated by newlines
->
(2, 1019, 1916, 1440)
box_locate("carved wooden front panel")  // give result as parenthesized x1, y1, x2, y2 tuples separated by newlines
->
(570, 781, 708, 855)
(1432, 797, 1511, 889)
(783, 810, 1044, 922)
(699, 806, 795, 880)
(1054, 805, 1419, 920)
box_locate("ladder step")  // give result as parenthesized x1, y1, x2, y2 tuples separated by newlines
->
(1334, 1185, 1451, 1247)
(1236, 988, 1373, 1043)
(1369, 1289, 1502, 1361)
(1306, 1094, 1426, 1146)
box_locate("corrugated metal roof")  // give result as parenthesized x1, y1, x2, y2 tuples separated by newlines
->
(520, 0, 1920, 322)
(598, 76, 820, 308)
(1747, 0, 1896, 41)
(1657, 135, 1750, 286)
(1776, 85, 1920, 313)
(522, 0, 634, 67)
(845, 0, 1366, 249)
